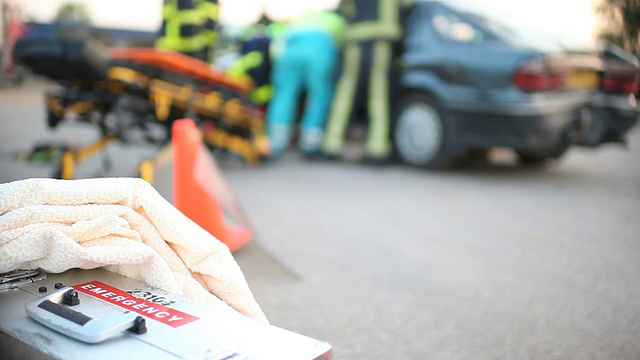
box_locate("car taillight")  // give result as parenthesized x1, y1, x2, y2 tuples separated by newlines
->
(513, 60, 564, 92)
(601, 74, 639, 94)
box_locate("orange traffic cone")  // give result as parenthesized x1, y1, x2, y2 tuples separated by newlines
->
(172, 118, 252, 252)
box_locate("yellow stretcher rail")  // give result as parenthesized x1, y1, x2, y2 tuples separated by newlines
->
(138, 143, 173, 185)
(109, 66, 150, 88)
(59, 136, 115, 180)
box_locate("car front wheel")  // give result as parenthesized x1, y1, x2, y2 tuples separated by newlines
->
(393, 94, 452, 168)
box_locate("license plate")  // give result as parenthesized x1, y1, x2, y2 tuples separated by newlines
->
(566, 70, 599, 90)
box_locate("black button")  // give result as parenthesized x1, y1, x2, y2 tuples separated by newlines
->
(39, 286, 47, 293)
(55, 283, 64, 289)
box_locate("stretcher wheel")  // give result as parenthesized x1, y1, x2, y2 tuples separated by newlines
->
(47, 110, 64, 129)
(52, 165, 63, 179)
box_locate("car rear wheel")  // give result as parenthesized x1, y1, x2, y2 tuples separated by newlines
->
(516, 143, 569, 165)
(393, 94, 452, 168)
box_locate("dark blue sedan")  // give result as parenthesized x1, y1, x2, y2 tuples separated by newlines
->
(392, 0, 639, 167)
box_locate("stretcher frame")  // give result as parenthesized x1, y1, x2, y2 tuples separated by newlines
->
(19, 40, 269, 182)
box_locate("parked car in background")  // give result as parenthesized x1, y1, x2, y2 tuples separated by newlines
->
(391, 0, 638, 168)
(578, 42, 639, 147)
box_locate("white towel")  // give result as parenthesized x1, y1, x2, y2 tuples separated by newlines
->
(0, 177, 267, 323)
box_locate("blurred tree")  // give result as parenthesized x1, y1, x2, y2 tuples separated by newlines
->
(54, 3, 92, 24)
(596, 0, 640, 54)
(53, 2, 92, 38)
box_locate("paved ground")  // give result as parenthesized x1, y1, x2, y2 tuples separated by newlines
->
(1, 78, 640, 359)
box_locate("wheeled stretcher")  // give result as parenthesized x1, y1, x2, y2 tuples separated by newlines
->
(14, 38, 269, 181)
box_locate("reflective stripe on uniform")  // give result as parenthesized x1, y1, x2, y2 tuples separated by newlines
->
(199, 1, 219, 21)
(227, 51, 264, 77)
(165, 9, 204, 38)
(344, 21, 402, 42)
(366, 40, 392, 158)
(163, 3, 177, 18)
(322, 43, 362, 155)
(250, 84, 272, 105)
(156, 35, 206, 53)
(156, 1, 212, 54)
(380, 0, 400, 26)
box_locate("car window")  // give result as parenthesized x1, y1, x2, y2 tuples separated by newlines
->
(430, 7, 485, 44)
(440, 0, 563, 51)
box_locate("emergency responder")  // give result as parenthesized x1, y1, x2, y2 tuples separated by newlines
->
(155, 0, 219, 63)
(265, 9, 346, 157)
(322, 0, 412, 163)
(226, 15, 277, 106)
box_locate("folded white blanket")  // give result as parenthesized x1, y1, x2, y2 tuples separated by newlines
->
(0, 178, 267, 323)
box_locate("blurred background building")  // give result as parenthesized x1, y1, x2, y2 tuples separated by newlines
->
(11, 0, 639, 61)
(14, 0, 598, 45)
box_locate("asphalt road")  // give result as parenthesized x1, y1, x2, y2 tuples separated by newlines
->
(1, 78, 640, 359)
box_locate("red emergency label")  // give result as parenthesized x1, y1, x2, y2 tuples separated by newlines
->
(73, 281, 199, 328)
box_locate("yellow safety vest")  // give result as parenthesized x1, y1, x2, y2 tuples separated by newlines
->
(155, 0, 218, 54)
